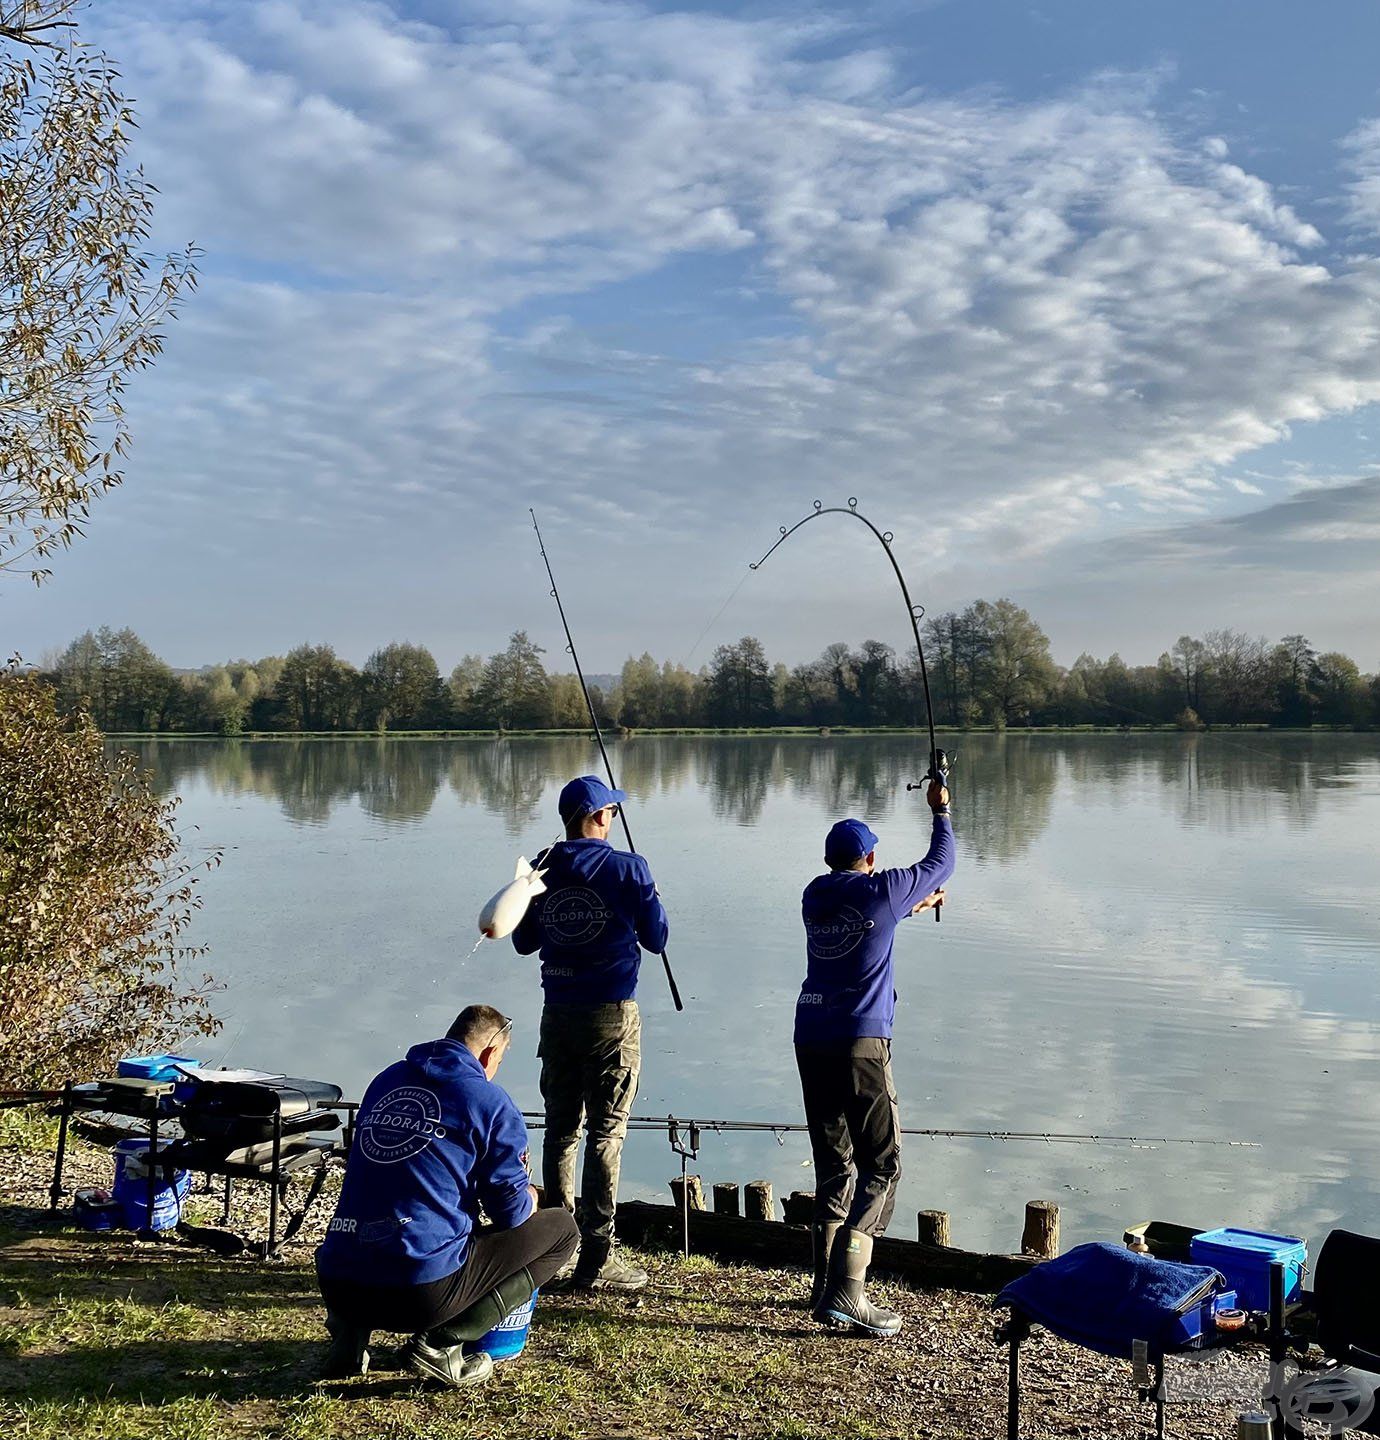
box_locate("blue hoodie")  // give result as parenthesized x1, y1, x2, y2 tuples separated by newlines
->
(316, 1039, 532, 1287)
(511, 838, 669, 1005)
(794, 814, 955, 1045)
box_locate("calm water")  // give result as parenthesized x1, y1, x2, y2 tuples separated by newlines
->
(127, 733, 1380, 1255)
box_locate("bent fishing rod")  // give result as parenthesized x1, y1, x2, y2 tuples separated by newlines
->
(750, 498, 948, 919)
(517, 1110, 1258, 1149)
(530, 509, 685, 1012)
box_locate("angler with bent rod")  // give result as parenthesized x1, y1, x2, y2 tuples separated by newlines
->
(797, 775, 954, 1337)
(512, 775, 669, 1290)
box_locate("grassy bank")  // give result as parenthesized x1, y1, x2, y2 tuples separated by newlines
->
(0, 1130, 1264, 1439)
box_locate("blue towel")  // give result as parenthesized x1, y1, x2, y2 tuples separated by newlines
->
(996, 1242, 1224, 1360)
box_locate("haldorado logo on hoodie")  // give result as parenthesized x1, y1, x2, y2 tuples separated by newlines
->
(358, 1085, 447, 1164)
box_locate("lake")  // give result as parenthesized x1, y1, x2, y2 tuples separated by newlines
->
(126, 732, 1380, 1255)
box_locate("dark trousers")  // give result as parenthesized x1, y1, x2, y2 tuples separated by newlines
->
(795, 1038, 902, 1237)
(317, 1206, 578, 1334)
(539, 1001, 641, 1243)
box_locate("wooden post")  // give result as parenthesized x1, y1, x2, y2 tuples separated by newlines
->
(1020, 1200, 1060, 1259)
(782, 1190, 815, 1227)
(744, 1180, 774, 1222)
(712, 1182, 740, 1217)
(670, 1175, 706, 1212)
(917, 1210, 952, 1247)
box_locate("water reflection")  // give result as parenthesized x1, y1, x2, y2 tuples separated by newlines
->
(121, 731, 1375, 843)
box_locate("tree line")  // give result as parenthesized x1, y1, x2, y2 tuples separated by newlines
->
(37, 606, 1380, 734)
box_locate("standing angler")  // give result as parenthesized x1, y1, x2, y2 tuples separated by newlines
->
(512, 775, 669, 1291)
(796, 776, 954, 1337)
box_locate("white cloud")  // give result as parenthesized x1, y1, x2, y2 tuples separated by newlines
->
(18, 0, 1380, 663)
(1342, 117, 1380, 235)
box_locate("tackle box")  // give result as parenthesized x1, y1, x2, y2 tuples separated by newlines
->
(1168, 1287, 1239, 1350)
(1189, 1227, 1307, 1312)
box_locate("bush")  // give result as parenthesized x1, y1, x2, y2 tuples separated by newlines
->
(0, 670, 220, 1086)
(1176, 707, 1205, 731)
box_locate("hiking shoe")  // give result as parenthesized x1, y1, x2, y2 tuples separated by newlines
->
(572, 1240, 649, 1292)
(405, 1336, 494, 1389)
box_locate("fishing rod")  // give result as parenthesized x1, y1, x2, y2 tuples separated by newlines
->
(518, 1111, 1258, 1149)
(750, 498, 948, 920)
(530, 509, 685, 1012)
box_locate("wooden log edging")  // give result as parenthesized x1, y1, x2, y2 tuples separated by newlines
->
(617, 1200, 1039, 1294)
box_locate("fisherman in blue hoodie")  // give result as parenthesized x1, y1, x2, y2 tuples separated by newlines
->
(315, 1005, 578, 1387)
(798, 776, 954, 1338)
(512, 775, 669, 1291)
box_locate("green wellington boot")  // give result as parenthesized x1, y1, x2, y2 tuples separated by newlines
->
(808, 1221, 842, 1312)
(405, 1266, 536, 1389)
(813, 1228, 903, 1337)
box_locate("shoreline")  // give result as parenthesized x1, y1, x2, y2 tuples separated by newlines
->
(0, 1120, 1267, 1439)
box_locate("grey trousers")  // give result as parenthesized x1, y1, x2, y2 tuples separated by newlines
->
(795, 1037, 902, 1237)
(539, 1001, 641, 1243)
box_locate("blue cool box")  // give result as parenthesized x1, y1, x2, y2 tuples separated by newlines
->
(1189, 1228, 1306, 1312)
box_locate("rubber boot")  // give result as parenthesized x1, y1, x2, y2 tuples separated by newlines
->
(808, 1221, 842, 1312)
(405, 1267, 536, 1389)
(813, 1228, 903, 1337)
(322, 1310, 371, 1378)
(572, 1235, 648, 1292)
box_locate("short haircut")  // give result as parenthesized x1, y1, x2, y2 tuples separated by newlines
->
(447, 1004, 512, 1049)
(829, 855, 871, 873)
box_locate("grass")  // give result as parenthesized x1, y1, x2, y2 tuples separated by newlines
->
(0, 1133, 1263, 1439)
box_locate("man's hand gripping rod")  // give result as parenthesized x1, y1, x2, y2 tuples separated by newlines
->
(906, 746, 949, 922)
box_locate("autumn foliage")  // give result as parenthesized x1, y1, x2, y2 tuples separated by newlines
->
(0, 671, 220, 1087)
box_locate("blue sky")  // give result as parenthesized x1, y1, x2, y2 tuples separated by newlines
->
(7, 0, 1380, 671)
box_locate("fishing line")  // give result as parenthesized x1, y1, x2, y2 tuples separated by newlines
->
(517, 1110, 1257, 1149)
(530, 510, 685, 1012)
(681, 566, 755, 669)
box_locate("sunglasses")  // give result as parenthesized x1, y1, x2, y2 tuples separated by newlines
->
(484, 1018, 514, 1051)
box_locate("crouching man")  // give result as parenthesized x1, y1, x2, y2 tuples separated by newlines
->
(316, 1005, 578, 1387)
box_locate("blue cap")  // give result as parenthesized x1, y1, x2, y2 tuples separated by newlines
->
(824, 818, 879, 866)
(558, 775, 628, 824)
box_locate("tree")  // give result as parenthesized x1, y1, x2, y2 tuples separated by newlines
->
(471, 631, 550, 730)
(447, 654, 484, 726)
(704, 636, 775, 726)
(361, 642, 443, 730)
(1272, 634, 1318, 727)
(273, 644, 360, 731)
(1313, 652, 1366, 727)
(970, 599, 1057, 726)
(616, 652, 662, 728)
(0, 669, 219, 1085)
(1200, 629, 1274, 725)
(53, 626, 177, 731)
(1, 6, 197, 581)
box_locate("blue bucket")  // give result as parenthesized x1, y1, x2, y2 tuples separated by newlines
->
(471, 1289, 538, 1363)
(111, 1138, 191, 1232)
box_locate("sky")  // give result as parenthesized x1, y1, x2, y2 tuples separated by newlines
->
(7, 0, 1380, 673)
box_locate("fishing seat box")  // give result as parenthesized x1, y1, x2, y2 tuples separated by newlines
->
(178, 1077, 343, 1147)
(1189, 1227, 1306, 1313)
